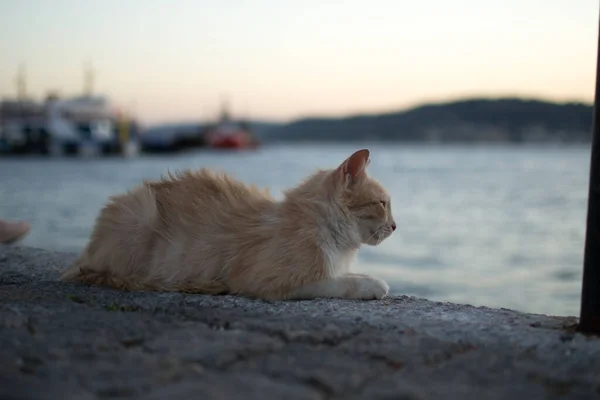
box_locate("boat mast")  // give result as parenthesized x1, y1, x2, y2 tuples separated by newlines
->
(83, 62, 95, 97)
(219, 94, 231, 123)
(15, 64, 27, 101)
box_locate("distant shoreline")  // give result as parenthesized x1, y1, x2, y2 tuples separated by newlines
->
(256, 97, 592, 144)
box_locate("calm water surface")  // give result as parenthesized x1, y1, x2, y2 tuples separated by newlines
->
(0, 143, 590, 316)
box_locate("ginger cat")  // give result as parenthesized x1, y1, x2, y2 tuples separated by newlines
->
(61, 149, 396, 300)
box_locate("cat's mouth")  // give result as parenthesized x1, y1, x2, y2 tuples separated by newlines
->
(365, 228, 391, 246)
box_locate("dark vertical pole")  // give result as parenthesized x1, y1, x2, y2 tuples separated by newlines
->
(579, 10, 600, 335)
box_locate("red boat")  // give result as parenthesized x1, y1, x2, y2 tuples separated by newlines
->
(203, 103, 259, 150)
(204, 122, 256, 149)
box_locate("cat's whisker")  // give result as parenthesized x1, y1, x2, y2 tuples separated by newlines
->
(366, 229, 380, 243)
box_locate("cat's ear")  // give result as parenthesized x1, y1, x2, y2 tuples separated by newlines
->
(334, 149, 370, 185)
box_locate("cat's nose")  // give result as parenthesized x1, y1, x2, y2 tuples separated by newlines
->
(391, 223, 396, 231)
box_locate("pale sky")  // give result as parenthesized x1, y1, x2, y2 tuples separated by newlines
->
(0, 0, 598, 125)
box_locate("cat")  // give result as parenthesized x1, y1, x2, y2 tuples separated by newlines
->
(61, 148, 396, 301)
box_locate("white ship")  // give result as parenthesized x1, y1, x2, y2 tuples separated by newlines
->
(0, 95, 139, 157)
(0, 65, 139, 157)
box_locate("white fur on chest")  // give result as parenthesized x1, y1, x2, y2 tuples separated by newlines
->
(317, 210, 360, 278)
(322, 245, 357, 277)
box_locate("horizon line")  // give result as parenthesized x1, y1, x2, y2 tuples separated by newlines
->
(145, 94, 593, 127)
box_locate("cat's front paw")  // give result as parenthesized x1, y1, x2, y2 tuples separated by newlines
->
(353, 275, 389, 300)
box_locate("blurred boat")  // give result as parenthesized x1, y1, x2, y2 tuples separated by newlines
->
(203, 103, 259, 150)
(204, 121, 258, 150)
(139, 123, 206, 153)
(139, 101, 260, 153)
(0, 95, 140, 157)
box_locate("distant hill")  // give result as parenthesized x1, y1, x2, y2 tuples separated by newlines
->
(262, 98, 593, 143)
(247, 121, 283, 140)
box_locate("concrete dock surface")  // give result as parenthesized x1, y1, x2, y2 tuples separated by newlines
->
(1, 245, 599, 400)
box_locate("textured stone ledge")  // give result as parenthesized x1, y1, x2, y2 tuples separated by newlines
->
(0, 245, 598, 400)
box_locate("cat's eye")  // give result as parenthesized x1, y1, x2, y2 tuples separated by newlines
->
(380, 201, 387, 208)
